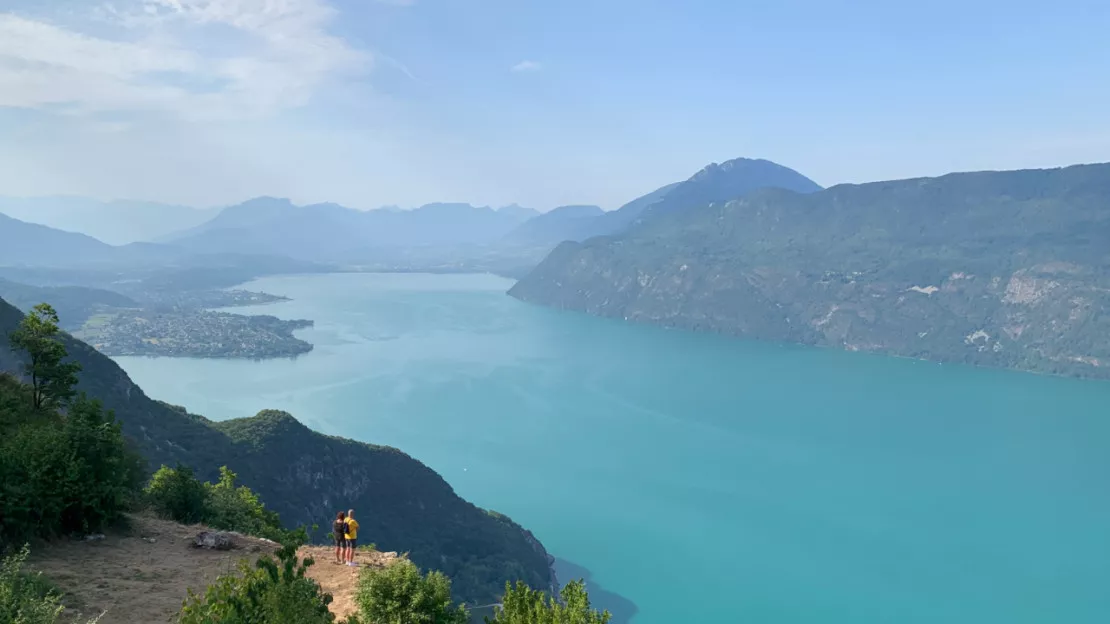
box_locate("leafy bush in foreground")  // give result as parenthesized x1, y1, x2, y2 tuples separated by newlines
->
(0, 546, 101, 624)
(355, 560, 469, 624)
(352, 561, 610, 624)
(486, 580, 611, 624)
(179, 542, 338, 624)
(0, 546, 64, 624)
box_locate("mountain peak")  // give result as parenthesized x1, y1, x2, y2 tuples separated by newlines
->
(656, 157, 822, 215)
(251, 409, 311, 432)
(498, 203, 540, 218)
(689, 157, 816, 185)
(547, 205, 604, 218)
(694, 156, 765, 173)
(236, 196, 296, 210)
(416, 202, 485, 213)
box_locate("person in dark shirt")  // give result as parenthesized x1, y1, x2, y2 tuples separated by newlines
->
(333, 511, 348, 564)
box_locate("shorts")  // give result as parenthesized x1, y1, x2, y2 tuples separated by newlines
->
(347, 538, 358, 548)
(334, 535, 347, 547)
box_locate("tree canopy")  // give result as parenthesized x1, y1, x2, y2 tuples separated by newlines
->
(8, 303, 81, 410)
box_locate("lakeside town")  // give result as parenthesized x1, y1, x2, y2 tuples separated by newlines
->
(132, 288, 291, 311)
(75, 309, 314, 359)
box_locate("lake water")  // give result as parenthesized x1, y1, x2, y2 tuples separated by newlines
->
(113, 272, 1110, 624)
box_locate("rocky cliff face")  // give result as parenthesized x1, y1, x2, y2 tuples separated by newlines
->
(510, 163, 1110, 379)
(0, 296, 555, 605)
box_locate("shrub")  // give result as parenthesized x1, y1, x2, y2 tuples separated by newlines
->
(0, 545, 100, 624)
(145, 465, 284, 541)
(0, 546, 65, 624)
(486, 580, 611, 624)
(145, 465, 208, 525)
(203, 467, 283, 541)
(354, 560, 469, 624)
(178, 543, 337, 624)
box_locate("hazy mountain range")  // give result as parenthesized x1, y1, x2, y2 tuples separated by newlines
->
(501, 204, 605, 247)
(0, 196, 218, 246)
(162, 198, 540, 261)
(1, 157, 820, 271)
(0, 211, 177, 267)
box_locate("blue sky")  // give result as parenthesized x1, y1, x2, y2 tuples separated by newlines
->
(0, 0, 1108, 210)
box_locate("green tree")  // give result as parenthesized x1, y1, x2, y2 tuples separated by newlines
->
(355, 560, 469, 624)
(0, 374, 33, 429)
(486, 580, 611, 624)
(0, 388, 141, 542)
(179, 542, 337, 624)
(145, 464, 285, 541)
(8, 303, 81, 411)
(146, 465, 208, 525)
(54, 395, 145, 534)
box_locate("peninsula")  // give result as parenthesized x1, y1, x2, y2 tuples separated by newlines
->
(75, 310, 314, 359)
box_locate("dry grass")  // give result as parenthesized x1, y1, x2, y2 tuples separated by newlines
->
(27, 514, 279, 623)
(25, 514, 399, 624)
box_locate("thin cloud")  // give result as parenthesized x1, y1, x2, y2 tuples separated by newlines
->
(510, 60, 541, 73)
(376, 51, 423, 84)
(0, 0, 369, 121)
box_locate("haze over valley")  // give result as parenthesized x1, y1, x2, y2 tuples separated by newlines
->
(4, 156, 1109, 380)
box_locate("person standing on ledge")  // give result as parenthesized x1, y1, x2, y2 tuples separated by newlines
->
(345, 508, 361, 567)
(333, 511, 348, 564)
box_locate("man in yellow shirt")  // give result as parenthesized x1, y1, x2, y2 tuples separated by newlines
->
(345, 508, 360, 566)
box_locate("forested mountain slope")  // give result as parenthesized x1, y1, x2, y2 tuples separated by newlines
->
(511, 163, 1110, 378)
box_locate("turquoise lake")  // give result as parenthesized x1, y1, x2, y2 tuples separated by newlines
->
(113, 272, 1110, 623)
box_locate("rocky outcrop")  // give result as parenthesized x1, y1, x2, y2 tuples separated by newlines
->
(192, 531, 234, 550)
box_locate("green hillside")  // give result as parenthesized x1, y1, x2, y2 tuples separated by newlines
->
(511, 163, 1110, 378)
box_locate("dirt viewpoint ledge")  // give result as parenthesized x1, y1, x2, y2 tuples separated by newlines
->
(26, 514, 399, 624)
(297, 545, 400, 621)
